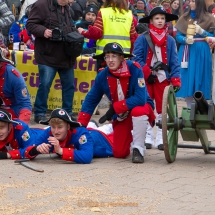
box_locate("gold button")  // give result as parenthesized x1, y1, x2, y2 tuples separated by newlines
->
(69, 148, 71, 151)
(16, 154, 19, 156)
(69, 157, 71, 159)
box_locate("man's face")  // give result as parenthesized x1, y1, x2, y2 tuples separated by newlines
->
(150, 14, 166, 29)
(57, 0, 69, 6)
(51, 121, 69, 141)
(104, 53, 124, 70)
(162, 1, 170, 10)
(136, 1, 145, 10)
(85, 12, 97, 23)
(0, 122, 11, 141)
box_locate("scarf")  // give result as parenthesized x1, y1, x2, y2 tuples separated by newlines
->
(59, 129, 73, 148)
(190, 10, 196, 19)
(0, 126, 14, 152)
(109, 60, 131, 78)
(149, 24, 168, 46)
(175, 11, 215, 34)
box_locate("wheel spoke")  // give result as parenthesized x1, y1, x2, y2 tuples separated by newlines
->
(168, 128, 178, 159)
(167, 105, 174, 121)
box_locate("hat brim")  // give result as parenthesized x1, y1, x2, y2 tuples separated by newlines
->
(139, 13, 178, 23)
(93, 53, 134, 60)
(39, 118, 81, 128)
(0, 118, 20, 125)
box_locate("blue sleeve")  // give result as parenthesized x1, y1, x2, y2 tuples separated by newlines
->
(6, 65, 32, 113)
(176, 31, 187, 45)
(69, 128, 94, 164)
(132, 34, 148, 67)
(9, 23, 21, 42)
(167, 37, 181, 79)
(201, 30, 213, 37)
(15, 122, 45, 158)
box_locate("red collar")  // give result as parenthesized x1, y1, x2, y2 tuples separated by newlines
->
(109, 60, 131, 78)
(59, 129, 73, 148)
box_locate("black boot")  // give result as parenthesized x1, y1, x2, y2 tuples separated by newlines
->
(145, 143, 152, 149)
(132, 148, 144, 163)
(34, 115, 47, 124)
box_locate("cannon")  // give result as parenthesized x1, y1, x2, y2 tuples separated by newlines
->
(156, 86, 215, 163)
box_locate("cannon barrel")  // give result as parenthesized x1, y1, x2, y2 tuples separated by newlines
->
(193, 91, 209, 114)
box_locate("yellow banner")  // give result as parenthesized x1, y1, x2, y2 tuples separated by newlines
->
(12, 51, 97, 113)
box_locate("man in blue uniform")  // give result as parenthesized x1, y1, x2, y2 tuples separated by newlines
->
(25, 108, 113, 164)
(0, 48, 32, 124)
(78, 42, 156, 163)
(0, 109, 43, 159)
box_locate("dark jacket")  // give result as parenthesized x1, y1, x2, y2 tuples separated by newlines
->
(26, 0, 74, 68)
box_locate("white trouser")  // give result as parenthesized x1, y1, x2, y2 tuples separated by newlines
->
(131, 115, 148, 156)
(87, 122, 113, 135)
(145, 123, 154, 145)
(155, 113, 163, 147)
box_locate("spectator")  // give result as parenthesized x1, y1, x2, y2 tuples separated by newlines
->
(0, 47, 32, 124)
(0, 109, 44, 160)
(160, 0, 171, 13)
(78, 42, 156, 163)
(135, 0, 148, 22)
(9, 4, 34, 49)
(182, 0, 189, 13)
(18, 0, 37, 20)
(26, 0, 78, 123)
(170, 0, 182, 16)
(77, 0, 138, 71)
(26, 108, 113, 164)
(76, 4, 98, 55)
(132, 7, 180, 150)
(147, 0, 158, 13)
(175, 0, 215, 107)
(0, 0, 15, 45)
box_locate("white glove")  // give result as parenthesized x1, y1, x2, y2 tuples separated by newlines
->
(195, 24, 204, 35)
(206, 37, 215, 43)
(186, 36, 194, 45)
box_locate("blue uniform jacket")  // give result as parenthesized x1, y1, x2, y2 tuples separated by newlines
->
(34, 127, 113, 164)
(7, 120, 44, 159)
(79, 60, 154, 125)
(0, 64, 32, 117)
(132, 34, 181, 80)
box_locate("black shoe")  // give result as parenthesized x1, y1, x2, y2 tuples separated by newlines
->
(69, 113, 77, 121)
(145, 143, 152, 149)
(158, 144, 164, 150)
(34, 115, 47, 124)
(132, 148, 144, 163)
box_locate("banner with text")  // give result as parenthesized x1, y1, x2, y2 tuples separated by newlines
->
(13, 51, 97, 113)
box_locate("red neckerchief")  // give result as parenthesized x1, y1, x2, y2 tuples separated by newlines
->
(59, 129, 73, 148)
(149, 24, 168, 47)
(0, 126, 14, 152)
(109, 60, 131, 77)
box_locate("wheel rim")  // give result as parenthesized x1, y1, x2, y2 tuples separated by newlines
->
(162, 86, 178, 163)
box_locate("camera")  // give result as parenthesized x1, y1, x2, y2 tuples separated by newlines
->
(50, 28, 62, 41)
(151, 61, 169, 72)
